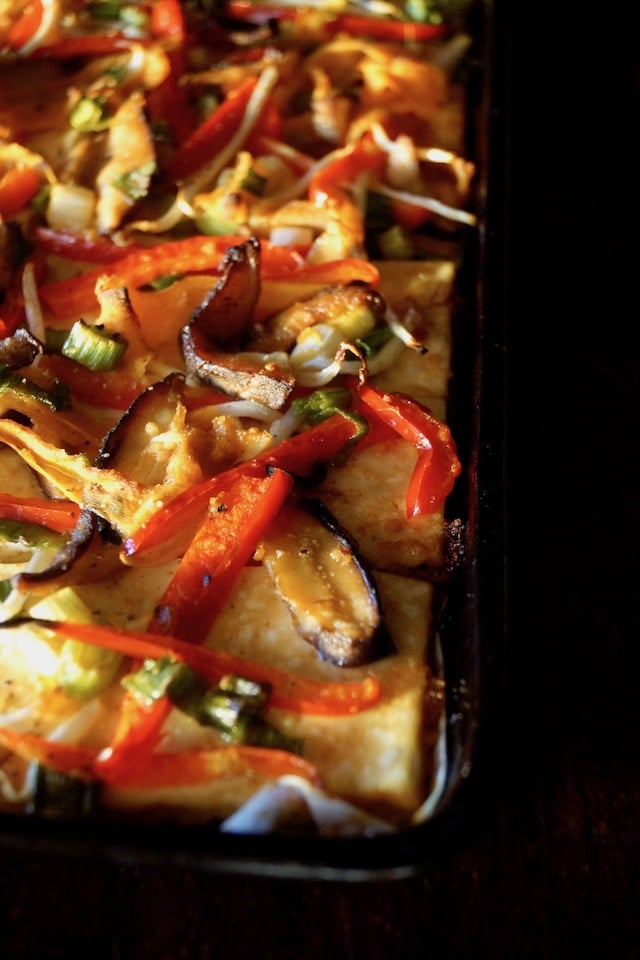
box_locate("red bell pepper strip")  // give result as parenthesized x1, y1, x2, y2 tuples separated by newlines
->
(0, 726, 97, 777)
(94, 469, 293, 779)
(32, 227, 150, 264)
(38, 235, 248, 318)
(0, 166, 42, 220)
(4, 0, 43, 50)
(146, 468, 294, 643)
(122, 411, 365, 563)
(325, 14, 448, 42)
(150, 0, 185, 42)
(391, 198, 432, 231)
(0, 725, 320, 787)
(27, 34, 133, 60)
(269, 257, 380, 286)
(0, 291, 25, 339)
(0, 493, 81, 533)
(93, 692, 171, 782)
(45, 621, 382, 716)
(36, 355, 144, 411)
(108, 745, 320, 789)
(146, 51, 195, 146)
(37, 236, 310, 319)
(355, 382, 461, 516)
(309, 137, 385, 208)
(168, 76, 260, 181)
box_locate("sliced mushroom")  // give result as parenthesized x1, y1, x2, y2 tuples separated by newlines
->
(0, 327, 42, 370)
(259, 498, 393, 667)
(250, 280, 387, 353)
(97, 372, 189, 481)
(11, 508, 101, 595)
(180, 238, 294, 409)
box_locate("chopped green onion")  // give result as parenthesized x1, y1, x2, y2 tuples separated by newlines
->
(145, 274, 183, 291)
(0, 519, 64, 548)
(123, 657, 206, 707)
(112, 162, 156, 202)
(0, 369, 69, 411)
(89, 0, 148, 29)
(124, 660, 299, 751)
(61, 320, 128, 372)
(69, 97, 109, 133)
(44, 328, 68, 353)
(292, 387, 353, 425)
(56, 640, 123, 700)
(365, 191, 395, 232)
(403, 0, 444, 25)
(89, 0, 124, 20)
(354, 325, 394, 358)
(29, 765, 101, 817)
(240, 167, 267, 197)
(378, 224, 416, 260)
(30, 586, 93, 623)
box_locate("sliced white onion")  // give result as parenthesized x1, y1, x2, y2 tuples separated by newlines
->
(46, 182, 96, 233)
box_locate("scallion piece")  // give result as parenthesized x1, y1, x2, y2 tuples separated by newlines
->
(56, 640, 123, 700)
(112, 162, 156, 202)
(0, 369, 69, 411)
(69, 97, 109, 133)
(61, 320, 128, 372)
(29, 765, 101, 817)
(123, 657, 206, 708)
(292, 387, 353, 425)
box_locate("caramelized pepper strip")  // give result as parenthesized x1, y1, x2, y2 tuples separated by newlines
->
(0, 726, 96, 777)
(309, 136, 385, 207)
(123, 411, 365, 563)
(92, 692, 171, 782)
(27, 35, 133, 60)
(0, 726, 319, 787)
(169, 76, 260, 181)
(0, 167, 42, 220)
(147, 468, 294, 642)
(45, 621, 381, 716)
(325, 14, 448, 42)
(109, 746, 321, 789)
(356, 382, 461, 516)
(0, 493, 81, 534)
(37, 236, 301, 319)
(94, 469, 293, 780)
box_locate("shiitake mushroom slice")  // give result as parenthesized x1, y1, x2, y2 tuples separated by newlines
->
(259, 497, 394, 667)
(180, 238, 294, 410)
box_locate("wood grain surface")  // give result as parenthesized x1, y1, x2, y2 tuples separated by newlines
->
(1, 5, 638, 958)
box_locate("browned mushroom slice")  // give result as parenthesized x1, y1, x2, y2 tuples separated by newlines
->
(250, 280, 388, 353)
(97, 372, 187, 479)
(259, 498, 393, 667)
(180, 237, 294, 409)
(11, 508, 101, 596)
(0, 327, 42, 370)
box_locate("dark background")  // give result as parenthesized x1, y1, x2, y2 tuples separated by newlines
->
(1, 3, 639, 957)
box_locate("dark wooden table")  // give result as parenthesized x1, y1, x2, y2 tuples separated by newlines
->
(1, 8, 638, 958)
